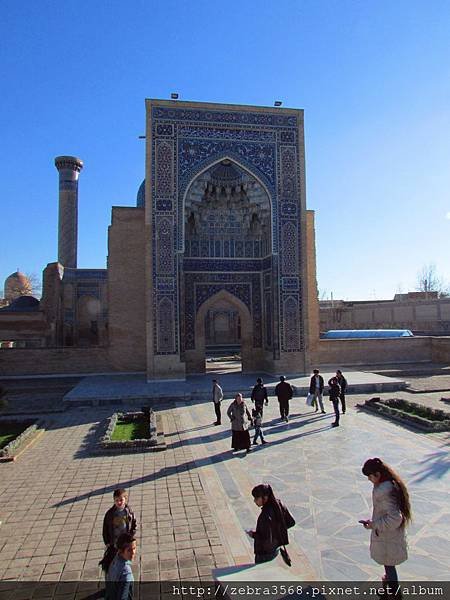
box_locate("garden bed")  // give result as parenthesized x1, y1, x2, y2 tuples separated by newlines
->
(98, 409, 166, 453)
(359, 397, 450, 432)
(0, 418, 44, 461)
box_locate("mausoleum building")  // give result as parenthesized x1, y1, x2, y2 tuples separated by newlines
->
(0, 99, 323, 378)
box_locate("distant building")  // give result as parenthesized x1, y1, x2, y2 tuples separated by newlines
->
(320, 292, 450, 336)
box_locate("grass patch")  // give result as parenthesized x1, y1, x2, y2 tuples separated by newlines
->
(111, 416, 149, 441)
(0, 422, 29, 449)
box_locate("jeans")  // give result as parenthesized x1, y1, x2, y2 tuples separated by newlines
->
(331, 398, 340, 424)
(214, 402, 221, 424)
(253, 426, 265, 444)
(255, 548, 279, 564)
(313, 391, 324, 412)
(340, 393, 346, 413)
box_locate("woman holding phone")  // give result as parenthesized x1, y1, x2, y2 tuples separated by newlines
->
(361, 458, 412, 593)
(247, 483, 295, 564)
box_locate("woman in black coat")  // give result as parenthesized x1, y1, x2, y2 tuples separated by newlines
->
(247, 484, 295, 564)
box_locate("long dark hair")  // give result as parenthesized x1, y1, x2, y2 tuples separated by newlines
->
(251, 483, 283, 521)
(362, 458, 412, 525)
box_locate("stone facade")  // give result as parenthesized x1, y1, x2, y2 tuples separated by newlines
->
(144, 100, 310, 378)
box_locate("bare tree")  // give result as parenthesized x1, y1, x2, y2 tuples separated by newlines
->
(416, 263, 449, 297)
(27, 273, 42, 298)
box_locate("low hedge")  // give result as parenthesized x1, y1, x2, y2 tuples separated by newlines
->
(0, 419, 39, 457)
(364, 398, 450, 432)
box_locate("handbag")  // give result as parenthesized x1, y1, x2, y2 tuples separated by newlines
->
(277, 500, 293, 567)
(306, 393, 314, 406)
(280, 545, 292, 567)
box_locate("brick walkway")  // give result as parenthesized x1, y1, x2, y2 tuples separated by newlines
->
(0, 406, 232, 587)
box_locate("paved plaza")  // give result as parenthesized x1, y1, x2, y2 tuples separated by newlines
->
(0, 376, 449, 591)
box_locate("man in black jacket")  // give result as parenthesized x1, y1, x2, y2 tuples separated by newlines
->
(336, 369, 347, 414)
(275, 376, 293, 422)
(328, 376, 341, 427)
(309, 369, 325, 413)
(251, 378, 268, 416)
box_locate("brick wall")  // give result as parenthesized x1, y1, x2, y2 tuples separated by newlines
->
(311, 336, 433, 367)
(107, 207, 147, 371)
(0, 347, 115, 376)
(431, 337, 450, 364)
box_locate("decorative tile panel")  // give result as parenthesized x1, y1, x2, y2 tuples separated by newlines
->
(155, 140, 174, 197)
(281, 221, 298, 274)
(282, 295, 301, 351)
(156, 296, 175, 353)
(155, 216, 174, 275)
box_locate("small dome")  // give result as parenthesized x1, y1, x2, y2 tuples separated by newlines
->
(137, 180, 145, 208)
(4, 271, 32, 302)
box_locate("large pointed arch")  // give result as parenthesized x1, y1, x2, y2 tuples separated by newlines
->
(180, 155, 275, 253)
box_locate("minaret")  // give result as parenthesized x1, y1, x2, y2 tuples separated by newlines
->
(55, 155, 83, 268)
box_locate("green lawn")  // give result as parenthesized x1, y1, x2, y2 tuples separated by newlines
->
(0, 423, 29, 449)
(111, 417, 149, 440)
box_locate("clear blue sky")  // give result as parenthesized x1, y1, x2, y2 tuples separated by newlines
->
(1, 0, 449, 300)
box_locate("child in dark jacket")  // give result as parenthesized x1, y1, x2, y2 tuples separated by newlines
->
(100, 488, 137, 573)
(252, 408, 267, 445)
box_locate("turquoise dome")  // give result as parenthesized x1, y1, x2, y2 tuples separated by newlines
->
(137, 180, 145, 207)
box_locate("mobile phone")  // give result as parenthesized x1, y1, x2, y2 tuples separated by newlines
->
(358, 519, 368, 525)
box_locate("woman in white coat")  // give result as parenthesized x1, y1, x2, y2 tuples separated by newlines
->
(361, 458, 412, 592)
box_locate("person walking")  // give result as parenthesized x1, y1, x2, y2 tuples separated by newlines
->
(336, 369, 347, 414)
(212, 379, 224, 425)
(360, 458, 411, 596)
(227, 393, 253, 454)
(328, 376, 341, 427)
(309, 369, 325, 413)
(251, 378, 268, 416)
(100, 489, 137, 575)
(274, 375, 293, 422)
(105, 533, 136, 600)
(252, 408, 267, 445)
(247, 484, 295, 564)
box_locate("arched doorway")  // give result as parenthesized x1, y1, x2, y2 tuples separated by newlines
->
(76, 295, 100, 346)
(189, 290, 253, 373)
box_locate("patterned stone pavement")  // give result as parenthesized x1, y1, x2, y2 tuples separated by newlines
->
(178, 393, 450, 581)
(0, 391, 449, 590)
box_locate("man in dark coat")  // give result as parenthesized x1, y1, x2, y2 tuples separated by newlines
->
(336, 369, 347, 414)
(274, 376, 293, 422)
(251, 378, 268, 416)
(328, 376, 341, 427)
(309, 369, 325, 413)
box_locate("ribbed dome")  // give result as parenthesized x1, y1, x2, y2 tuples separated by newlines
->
(137, 180, 145, 208)
(4, 271, 32, 302)
(210, 160, 242, 186)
